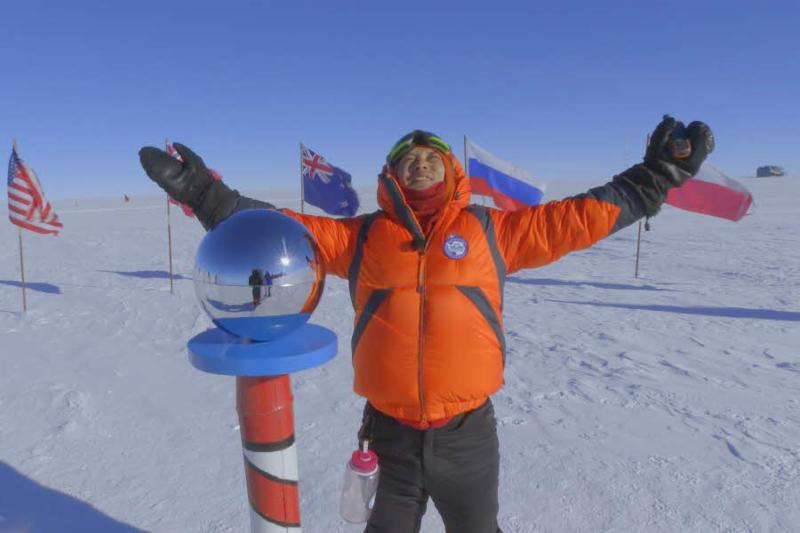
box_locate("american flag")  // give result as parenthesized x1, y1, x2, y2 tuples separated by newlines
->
(165, 140, 222, 217)
(7, 148, 62, 235)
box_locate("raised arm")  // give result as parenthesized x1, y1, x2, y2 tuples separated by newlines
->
(138, 143, 365, 278)
(491, 116, 714, 273)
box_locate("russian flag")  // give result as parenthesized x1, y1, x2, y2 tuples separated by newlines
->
(666, 164, 753, 222)
(466, 138, 545, 211)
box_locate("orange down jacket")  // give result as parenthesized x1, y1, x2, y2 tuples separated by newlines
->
(277, 152, 640, 424)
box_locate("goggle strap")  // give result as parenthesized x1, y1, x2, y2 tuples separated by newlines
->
(387, 131, 451, 164)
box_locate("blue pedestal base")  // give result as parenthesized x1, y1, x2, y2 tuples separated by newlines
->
(188, 323, 337, 376)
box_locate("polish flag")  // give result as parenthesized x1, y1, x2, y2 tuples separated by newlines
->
(666, 164, 753, 222)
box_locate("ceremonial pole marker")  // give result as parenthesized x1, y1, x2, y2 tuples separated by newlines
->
(187, 210, 337, 533)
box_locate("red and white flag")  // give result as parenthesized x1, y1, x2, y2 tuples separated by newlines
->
(165, 140, 222, 217)
(666, 164, 753, 222)
(7, 148, 63, 235)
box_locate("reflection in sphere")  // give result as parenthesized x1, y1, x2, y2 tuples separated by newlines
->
(194, 209, 324, 341)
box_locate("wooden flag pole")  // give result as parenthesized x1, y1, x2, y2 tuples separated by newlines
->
(464, 135, 469, 201)
(299, 142, 305, 214)
(12, 139, 27, 311)
(166, 196, 174, 294)
(634, 220, 642, 278)
(463, 134, 468, 177)
(464, 135, 486, 206)
(164, 137, 175, 294)
(634, 133, 650, 278)
(18, 227, 27, 312)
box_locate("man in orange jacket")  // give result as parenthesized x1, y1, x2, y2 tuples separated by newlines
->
(139, 116, 713, 533)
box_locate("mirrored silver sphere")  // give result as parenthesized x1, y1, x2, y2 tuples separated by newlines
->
(193, 209, 324, 341)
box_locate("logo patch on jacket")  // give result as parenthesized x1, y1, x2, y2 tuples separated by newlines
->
(443, 234, 469, 259)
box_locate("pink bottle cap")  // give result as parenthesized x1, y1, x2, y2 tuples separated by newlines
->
(350, 448, 378, 474)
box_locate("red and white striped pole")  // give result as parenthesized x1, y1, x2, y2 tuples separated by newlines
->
(190, 209, 338, 530)
(236, 375, 302, 532)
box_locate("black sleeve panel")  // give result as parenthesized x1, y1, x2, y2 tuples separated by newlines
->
(580, 163, 677, 234)
(194, 180, 276, 230)
(231, 195, 276, 213)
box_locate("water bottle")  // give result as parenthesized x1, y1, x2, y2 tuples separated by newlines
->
(339, 440, 380, 523)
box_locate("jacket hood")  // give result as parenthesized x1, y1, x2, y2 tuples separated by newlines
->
(377, 150, 471, 248)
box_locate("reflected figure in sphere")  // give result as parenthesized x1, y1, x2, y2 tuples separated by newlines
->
(262, 270, 284, 298)
(248, 268, 263, 308)
(193, 209, 323, 341)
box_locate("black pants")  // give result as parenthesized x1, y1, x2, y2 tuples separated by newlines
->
(358, 400, 501, 533)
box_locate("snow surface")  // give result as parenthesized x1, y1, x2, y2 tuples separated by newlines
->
(1, 177, 798, 533)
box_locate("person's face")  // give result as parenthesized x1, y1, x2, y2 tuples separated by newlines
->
(394, 146, 446, 190)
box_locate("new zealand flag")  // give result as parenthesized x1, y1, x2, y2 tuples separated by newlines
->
(301, 144, 359, 216)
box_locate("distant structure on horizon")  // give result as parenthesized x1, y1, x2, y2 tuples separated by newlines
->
(756, 165, 785, 177)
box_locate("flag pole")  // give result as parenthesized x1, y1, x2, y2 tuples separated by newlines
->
(634, 133, 650, 278)
(634, 220, 642, 278)
(464, 134, 468, 184)
(166, 196, 174, 294)
(299, 142, 305, 214)
(463, 134, 467, 169)
(164, 138, 175, 294)
(12, 139, 28, 312)
(464, 135, 484, 206)
(18, 227, 27, 312)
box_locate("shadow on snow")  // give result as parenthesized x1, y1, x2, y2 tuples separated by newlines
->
(99, 270, 191, 281)
(547, 299, 800, 322)
(508, 276, 674, 292)
(0, 463, 146, 533)
(0, 280, 61, 294)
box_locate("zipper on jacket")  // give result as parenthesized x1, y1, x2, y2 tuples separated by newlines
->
(412, 209, 451, 426)
(416, 250, 427, 426)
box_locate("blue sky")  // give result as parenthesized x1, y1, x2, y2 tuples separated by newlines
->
(2, 0, 798, 199)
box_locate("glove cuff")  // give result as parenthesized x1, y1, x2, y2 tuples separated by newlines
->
(644, 158, 693, 187)
(612, 164, 672, 218)
(194, 180, 240, 230)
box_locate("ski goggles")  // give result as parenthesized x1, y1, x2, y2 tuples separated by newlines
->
(386, 130, 451, 166)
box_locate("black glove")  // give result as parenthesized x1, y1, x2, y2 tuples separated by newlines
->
(609, 115, 714, 219)
(644, 115, 715, 186)
(138, 143, 215, 209)
(138, 143, 242, 229)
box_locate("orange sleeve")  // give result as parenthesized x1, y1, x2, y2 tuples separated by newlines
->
(491, 196, 621, 274)
(279, 210, 366, 279)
